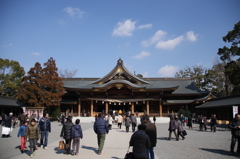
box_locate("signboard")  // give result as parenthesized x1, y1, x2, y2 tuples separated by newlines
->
(233, 106, 238, 118)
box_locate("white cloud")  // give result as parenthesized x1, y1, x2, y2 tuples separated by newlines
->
(112, 19, 136, 37)
(63, 7, 84, 18)
(141, 30, 167, 47)
(32, 52, 41, 56)
(155, 35, 184, 50)
(133, 51, 150, 59)
(138, 24, 152, 29)
(4, 43, 12, 47)
(157, 65, 179, 77)
(58, 19, 65, 25)
(142, 30, 198, 50)
(186, 31, 198, 41)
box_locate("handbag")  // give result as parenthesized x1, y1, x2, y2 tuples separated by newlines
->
(58, 140, 65, 150)
(124, 146, 134, 159)
(182, 130, 187, 136)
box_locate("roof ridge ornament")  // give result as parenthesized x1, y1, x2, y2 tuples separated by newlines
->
(91, 59, 149, 84)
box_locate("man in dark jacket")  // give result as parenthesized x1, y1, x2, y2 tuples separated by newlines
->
(130, 124, 151, 159)
(142, 115, 157, 159)
(229, 113, 240, 153)
(60, 116, 73, 154)
(39, 113, 51, 149)
(93, 113, 109, 155)
(71, 119, 83, 156)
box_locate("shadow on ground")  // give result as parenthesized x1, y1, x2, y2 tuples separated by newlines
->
(54, 147, 65, 154)
(82, 145, 98, 154)
(199, 148, 240, 157)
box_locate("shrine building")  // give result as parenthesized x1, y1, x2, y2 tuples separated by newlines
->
(60, 59, 213, 117)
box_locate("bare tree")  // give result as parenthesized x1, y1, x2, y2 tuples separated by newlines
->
(58, 69, 78, 78)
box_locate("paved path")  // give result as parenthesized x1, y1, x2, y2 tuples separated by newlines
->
(0, 120, 240, 159)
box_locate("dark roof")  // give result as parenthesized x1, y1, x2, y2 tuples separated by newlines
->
(63, 77, 206, 94)
(62, 59, 207, 95)
(196, 94, 240, 108)
(0, 96, 20, 107)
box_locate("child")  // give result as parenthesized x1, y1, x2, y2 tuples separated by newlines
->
(71, 119, 83, 156)
(18, 121, 28, 153)
(25, 119, 40, 158)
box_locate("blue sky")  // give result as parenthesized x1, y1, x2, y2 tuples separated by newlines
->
(1, 0, 239, 78)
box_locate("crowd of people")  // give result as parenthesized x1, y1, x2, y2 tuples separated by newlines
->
(1, 111, 240, 158)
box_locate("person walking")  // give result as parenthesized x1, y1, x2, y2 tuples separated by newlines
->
(93, 113, 109, 155)
(199, 115, 203, 131)
(25, 119, 40, 158)
(210, 114, 217, 132)
(5, 112, 13, 137)
(129, 124, 151, 159)
(71, 119, 83, 156)
(203, 116, 208, 131)
(229, 113, 240, 154)
(107, 115, 113, 130)
(142, 115, 157, 159)
(38, 113, 51, 150)
(17, 121, 28, 153)
(153, 116, 156, 124)
(176, 116, 185, 140)
(117, 114, 123, 129)
(187, 116, 193, 129)
(168, 115, 178, 141)
(19, 113, 26, 126)
(130, 114, 137, 132)
(60, 116, 73, 155)
(125, 114, 131, 133)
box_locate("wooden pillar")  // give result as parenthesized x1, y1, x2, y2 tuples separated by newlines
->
(78, 99, 81, 116)
(105, 102, 108, 115)
(131, 103, 134, 114)
(90, 100, 93, 117)
(146, 101, 149, 115)
(159, 99, 162, 117)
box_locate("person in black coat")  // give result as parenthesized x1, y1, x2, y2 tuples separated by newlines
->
(187, 116, 193, 129)
(210, 114, 217, 132)
(60, 116, 73, 154)
(130, 124, 151, 159)
(142, 115, 157, 159)
(229, 113, 240, 153)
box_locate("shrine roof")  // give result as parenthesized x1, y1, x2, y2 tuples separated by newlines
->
(62, 59, 206, 94)
(196, 94, 240, 108)
(62, 77, 206, 94)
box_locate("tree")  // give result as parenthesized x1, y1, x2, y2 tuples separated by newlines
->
(217, 21, 240, 94)
(136, 74, 143, 78)
(58, 68, 78, 78)
(17, 62, 44, 107)
(42, 57, 65, 108)
(18, 57, 65, 109)
(0, 58, 25, 96)
(206, 63, 233, 97)
(175, 65, 209, 91)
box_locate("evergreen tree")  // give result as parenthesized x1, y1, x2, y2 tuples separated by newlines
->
(217, 21, 240, 94)
(0, 58, 25, 96)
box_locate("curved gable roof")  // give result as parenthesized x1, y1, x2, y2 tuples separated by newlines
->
(92, 59, 149, 84)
